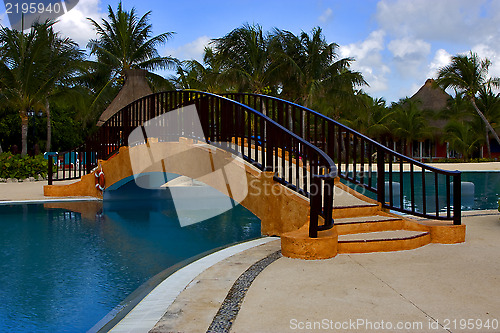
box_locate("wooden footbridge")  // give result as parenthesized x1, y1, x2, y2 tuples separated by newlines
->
(44, 91, 465, 259)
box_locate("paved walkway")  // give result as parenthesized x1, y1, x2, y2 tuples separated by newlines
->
(232, 212, 500, 333)
(0, 180, 93, 202)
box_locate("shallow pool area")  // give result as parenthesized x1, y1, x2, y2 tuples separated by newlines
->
(0, 195, 260, 332)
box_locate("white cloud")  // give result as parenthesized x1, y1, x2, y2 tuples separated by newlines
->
(472, 43, 500, 79)
(165, 36, 211, 63)
(388, 38, 430, 77)
(388, 38, 430, 59)
(319, 8, 333, 23)
(427, 49, 452, 79)
(340, 30, 390, 94)
(340, 30, 385, 62)
(374, 0, 500, 100)
(375, 0, 495, 43)
(54, 0, 105, 48)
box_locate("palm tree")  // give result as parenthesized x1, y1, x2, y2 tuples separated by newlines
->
(343, 94, 392, 141)
(270, 27, 366, 111)
(442, 120, 482, 161)
(173, 47, 225, 93)
(35, 22, 84, 151)
(389, 98, 432, 157)
(211, 23, 279, 94)
(475, 83, 500, 157)
(436, 52, 500, 152)
(0, 20, 81, 156)
(87, 1, 177, 102)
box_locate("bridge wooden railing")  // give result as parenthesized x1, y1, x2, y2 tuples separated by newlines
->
(48, 91, 337, 237)
(222, 93, 462, 225)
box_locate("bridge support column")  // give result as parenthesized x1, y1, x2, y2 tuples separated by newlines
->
(281, 223, 339, 260)
(246, 172, 310, 237)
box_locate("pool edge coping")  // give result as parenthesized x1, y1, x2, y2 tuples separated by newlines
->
(94, 237, 277, 333)
(0, 197, 101, 205)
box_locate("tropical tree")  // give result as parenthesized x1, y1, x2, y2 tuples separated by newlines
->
(442, 120, 482, 160)
(389, 98, 432, 157)
(270, 27, 366, 112)
(475, 83, 500, 157)
(87, 1, 177, 102)
(173, 47, 225, 92)
(211, 23, 279, 94)
(0, 20, 82, 156)
(35, 22, 84, 151)
(343, 94, 392, 140)
(436, 52, 500, 153)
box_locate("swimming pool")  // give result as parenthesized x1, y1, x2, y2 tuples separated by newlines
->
(342, 171, 500, 212)
(0, 193, 261, 332)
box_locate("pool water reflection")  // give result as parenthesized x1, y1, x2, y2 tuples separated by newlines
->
(0, 188, 260, 332)
(342, 171, 500, 213)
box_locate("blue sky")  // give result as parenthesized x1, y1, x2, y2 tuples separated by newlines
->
(1, 0, 500, 102)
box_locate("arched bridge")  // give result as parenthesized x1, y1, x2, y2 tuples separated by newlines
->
(44, 90, 465, 259)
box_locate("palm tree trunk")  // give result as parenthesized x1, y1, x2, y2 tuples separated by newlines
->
(485, 125, 491, 159)
(21, 112, 28, 157)
(471, 98, 500, 146)
(261, 97, 267, 142)
(0, 143, 3, 154)
(45, 98, 51, 152)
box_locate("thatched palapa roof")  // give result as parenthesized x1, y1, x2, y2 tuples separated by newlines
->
(97, 69, 152, 126)
(410, 78, 450, 130)
(411, 79, 450, 111)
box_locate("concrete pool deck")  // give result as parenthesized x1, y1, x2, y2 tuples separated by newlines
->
(113, 210, 496, 333)
(0, 179, 95, 202)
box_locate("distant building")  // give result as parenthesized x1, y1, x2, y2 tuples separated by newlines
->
(410, 78, 450, 160)
(410, 78, 500, 160)
(97, 69, 152, 126)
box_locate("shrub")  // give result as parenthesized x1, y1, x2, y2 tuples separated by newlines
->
(0, 153, 49, 179)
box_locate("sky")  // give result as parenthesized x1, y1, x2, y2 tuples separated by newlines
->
(1, 0, 500, 102)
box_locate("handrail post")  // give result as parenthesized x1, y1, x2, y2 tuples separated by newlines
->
(309, 174, 321, 238)
(453, 172, 462, 225)
(48, 155, 53, 185)
(323, 175, 335, 229)
(264, 122, 273, 172)
(377, 146, 385, 205)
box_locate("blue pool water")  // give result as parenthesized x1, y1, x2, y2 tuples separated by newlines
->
(342, 171, 500, 212)
(0, 191, 260, 332)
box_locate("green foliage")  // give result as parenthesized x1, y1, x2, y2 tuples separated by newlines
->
(86, 0, 176, 101)
(436, 51, 500, 150)
(442, 121, 483, 161)
(0, 153, 49, 179)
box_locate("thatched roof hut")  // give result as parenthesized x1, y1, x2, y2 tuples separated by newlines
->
(411, 78, 450, 111)
(97, 69, 152, 126)
(410, 78, 450, 129)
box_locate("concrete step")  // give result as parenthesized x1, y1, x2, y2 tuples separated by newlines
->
(338, 230, 431, 254)
(334, 215, 405, 235)
(332, 204, 380, 219)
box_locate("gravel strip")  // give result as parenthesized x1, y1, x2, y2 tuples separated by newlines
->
(206, 250, 282, 333)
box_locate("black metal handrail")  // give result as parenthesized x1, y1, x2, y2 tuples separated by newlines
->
(222, 93, 461, 225)
(48, 90, 338, 237)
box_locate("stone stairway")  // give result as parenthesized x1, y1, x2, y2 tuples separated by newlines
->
(280, 180, 463, 259)
(335, 214, 431, 254)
